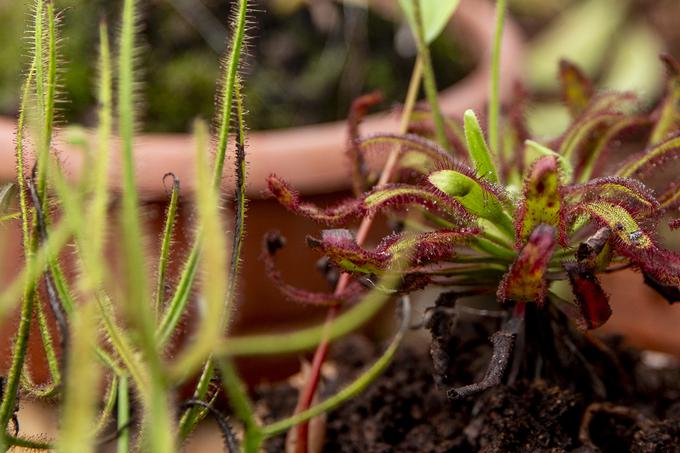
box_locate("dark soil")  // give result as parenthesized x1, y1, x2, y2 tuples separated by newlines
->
(254, 308, 680, 452)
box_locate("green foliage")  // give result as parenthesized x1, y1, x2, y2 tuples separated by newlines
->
(398, 0, 461, 44)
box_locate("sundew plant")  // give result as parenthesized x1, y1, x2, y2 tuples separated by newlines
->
(1, 0, 679, 453)
(264, 2, 680, 452)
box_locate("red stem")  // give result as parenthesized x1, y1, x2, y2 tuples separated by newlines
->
(293, 143, 402, 453)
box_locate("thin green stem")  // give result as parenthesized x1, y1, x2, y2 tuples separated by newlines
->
(116, 376, 130, 453)
(411, 0, 448, 150)
(488, 0, 507, 154)
(37, 0, 57, 206)
(35, 299, 61, 387)
(93, 376, 118, 436)
(155, 174, 180, 319)
(118, 1, 174, 448)
(178, 77, 250, 439)
(156, 246, 199, 346)
(217, 360, 263, 452)
(213, 0, 248, 188)
(157, 0, 248, 351)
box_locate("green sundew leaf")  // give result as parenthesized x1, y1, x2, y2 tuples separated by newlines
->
(649, 55, 680, 146)
(558, 59, 593, 118)
(517, 156, 563, 246)
(398, 0, 461, 44)
(579, 201, 653, 249)
(57, 303, 102, 453)
(464, 110, 499, 183)
(429, 170, 512, 235)
(525, 140, 573, 182)
(601, 22, 664, 106)
(169, 120, 228, 380)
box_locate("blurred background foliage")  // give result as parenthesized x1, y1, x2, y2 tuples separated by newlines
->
(0, 0, 678, 134)
(0, 0, 470, 132)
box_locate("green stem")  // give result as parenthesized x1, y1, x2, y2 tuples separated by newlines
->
(157, 0, 249, 350)
(178, 77, 250, 439)
(116, 375, 130, 453)
(411, 0, 448, 150)
(155, 174, 180, 319)
(217, 360, 263, 452)
(213, 0, 248, 188)
(488, 0, 507, 154)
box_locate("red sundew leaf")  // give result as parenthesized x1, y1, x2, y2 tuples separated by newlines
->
(564, 262, 612, 329)
(617, 133, 680, 179)
(553, 91, 637, 165)
(573, 201, 655, 249)
(348, 92, 383, 195)
(267, 174, 364, 225)
(644, 273, 680, 304)
(515, 156, 567, 247)
(559, 59, 594, 118)
(559, 111, 623, 163)
(407, 111, 469, 159)
(614, 243, 680, 290)
(497, 224, 557, 304)
(588, 91, 638, 115)
(659, 182, 680, 210)
(649, 54, 680, 146)
(565, 176, 659, 216)
(306, 229, 388, 274)
(670, 218, 680, 230)
(362, 183, 473, 224)
(262, 231, 363, 306)
(358, 133, 458, 175)
(381, 228, 481, 266)
(574, 201, 680, 288)
(307, 228, 481, 275)
(585, 115, 654, 179)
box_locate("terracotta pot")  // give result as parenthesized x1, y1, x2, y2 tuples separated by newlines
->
(0, 0, 525, 385)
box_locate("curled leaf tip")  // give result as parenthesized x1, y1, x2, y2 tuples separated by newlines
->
(267, 174, 363, 225)
(262, 231, 362, 306)
(558, 59, 593, 117)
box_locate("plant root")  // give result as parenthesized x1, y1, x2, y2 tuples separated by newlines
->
(447, 312, 524, 400)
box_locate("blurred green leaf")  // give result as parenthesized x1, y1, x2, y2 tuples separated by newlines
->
(527, 0, 630, 90)
(601, 22, 663, 104)
(398, 0, 460, 44)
